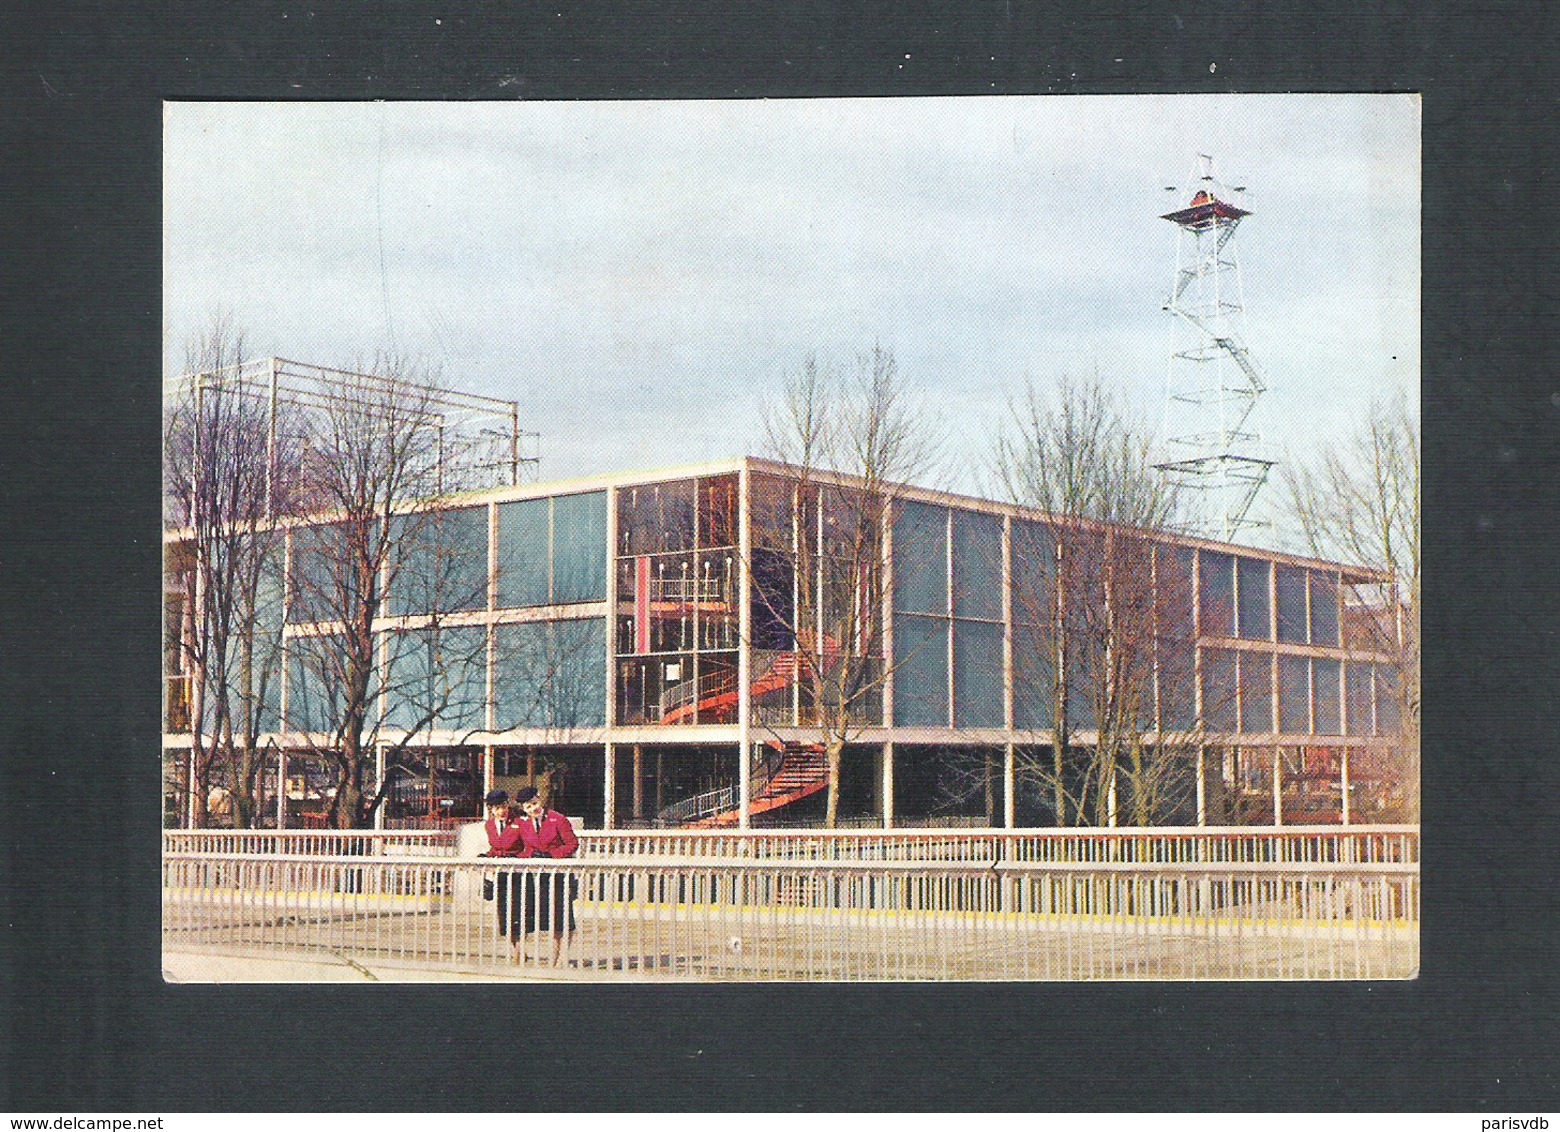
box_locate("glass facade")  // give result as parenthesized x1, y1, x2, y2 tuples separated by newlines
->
(1309, 571, 1340, 647)
(382, 625, 487, 730)
(894, 614, 949, 727)
(953, 619, 1003, 728)
(1237, 557, 1271, 641)
(171, 461, 1402, 829)
(615, 474, 738, 727)
(1238, 651, 1272, 734)
(1200, 551, 1235, 638)
(1312, 657, 1341, 735)
(1201, 647, 1237, 733)
(497, 491, 607, 608)
(1276, 565, 1308, 644)
(1278, 654, 1311, 733)
(388, 507, 487, 616)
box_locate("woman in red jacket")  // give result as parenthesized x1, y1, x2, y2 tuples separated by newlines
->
(479, 789, 524, 954)
(512, 785, 579, 966)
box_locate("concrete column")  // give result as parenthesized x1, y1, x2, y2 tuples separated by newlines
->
(1340, 747, 1351, 826)
(603, 742, 616, 829)
(374, 746, 386, 830)
(737, 462, 752, 831)
(632, 743, 644, 820)
(882, 741, 894, 830)
(276, 749, 288, 830)
(1003, 742, 1015, 829)
(1272, 747, 1283, 827)
(737, 741, 751, 831)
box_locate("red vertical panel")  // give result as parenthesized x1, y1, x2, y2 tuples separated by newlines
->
(635, 556, 651, 654)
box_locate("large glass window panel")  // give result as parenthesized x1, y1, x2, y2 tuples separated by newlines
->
(388, 507, 488, 617)
(1374, 664, 1401, 735)
(494, 619, 605, 730)
(951, 510, 1003, 621)
(1200, 647, 1237, 733)
(284, 635, 362, 732)
(617, 479, 696, 556)
(1065, 641, 1096, 732)
(1238, 651, 1272, 734)
(1157, 546, 1196, 643)
(692, 651, 739, 724)
(1009, 520, 1055, 628)
(1276, 565, 1308, 643)
(288, 522, 361, 624)
(748, 473, 796, 553)
(647, 552, 698, 653)
(1011, 620, 1055, 730)
(893, 501, 947, 615)
(550, 619, 606, 728)
(1309, 571, 1340, 647)
(1278, 654, 1310, 733)
(552, 491, 607, 603)
(818, 483, 878, 560)
(953, 619, 1004, 727)
(1237, 557, 1272, 641)
(698, 474, 738, 549)
(496, 498, 549, 609)
(1313, 657, 1341, 735)
(749, 546, 795, 652)
(698, 551, 740, 651)
(493, 622, 549, 729)
(1199, 551, 1235, 638)
(1345, 663, 1373, 736)
(380, 626, 486, 731)
(1156, 636, 1197, 732)
(893, 613, 949, 727)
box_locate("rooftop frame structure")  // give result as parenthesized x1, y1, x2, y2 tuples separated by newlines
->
(163, 356, 540, 516)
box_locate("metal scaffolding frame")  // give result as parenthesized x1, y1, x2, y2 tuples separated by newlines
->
(1155, 155, 1274, 543)
(164, 356, 541, 513)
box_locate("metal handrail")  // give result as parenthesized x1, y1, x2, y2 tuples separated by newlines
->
(162, 849, 1420, 980)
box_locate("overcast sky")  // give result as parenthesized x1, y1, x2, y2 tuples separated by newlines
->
(165, 94, 1418, 544)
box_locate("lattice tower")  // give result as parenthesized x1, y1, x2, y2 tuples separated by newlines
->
(1154, 155, 1274, 542)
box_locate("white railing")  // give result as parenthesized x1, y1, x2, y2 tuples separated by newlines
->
(164, 825, 1419, 866)
(163, 852, 1419, 981)
(656, 784, 738, 826)
(575, 825, 1421, 865)
(658, 668, 735, 716)
(164, 829, 460, 857)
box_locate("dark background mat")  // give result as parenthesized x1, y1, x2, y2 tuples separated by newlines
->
(2, 0, 1556, 1112)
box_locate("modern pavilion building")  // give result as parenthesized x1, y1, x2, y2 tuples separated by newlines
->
(163, 456, 1408, 831)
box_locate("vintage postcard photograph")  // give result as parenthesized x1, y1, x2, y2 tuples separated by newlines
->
(161, 94, 1419, 982)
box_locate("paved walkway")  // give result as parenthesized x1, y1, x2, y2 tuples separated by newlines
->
(162, 947, 577, 983)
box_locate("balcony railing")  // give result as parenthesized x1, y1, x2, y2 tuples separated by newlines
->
(163, 852, 1419, 980)
(164, 824, 1419, 866)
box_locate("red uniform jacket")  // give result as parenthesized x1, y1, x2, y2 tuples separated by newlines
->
(484, 817, 523, 857)
(516, 811, 579, 859)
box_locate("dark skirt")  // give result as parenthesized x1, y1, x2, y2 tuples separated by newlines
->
(520, 870, 579, 935)
(495, 870, 577, 938)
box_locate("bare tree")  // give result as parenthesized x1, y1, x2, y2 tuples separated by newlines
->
(997, 373, 1193, 826)
(164, 317, 301, 827)
(284, 356, 491, 828)
(756, 346, 938, 827)
(1285, 391, 1419, 819)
